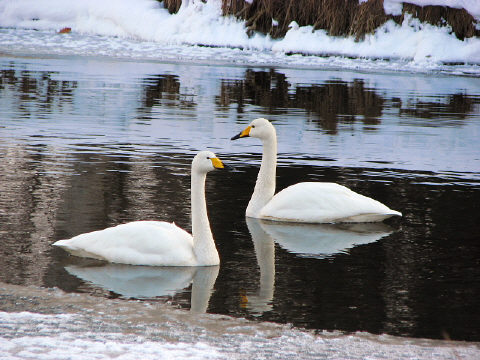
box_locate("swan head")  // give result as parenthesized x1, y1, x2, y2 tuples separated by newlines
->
(192, 150, 225, 174)
(231, 118, 275, 141)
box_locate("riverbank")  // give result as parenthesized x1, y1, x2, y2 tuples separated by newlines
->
(1, 282, 479, 359)
(1, 0, 479, 68)
(215, 0, 479, 41)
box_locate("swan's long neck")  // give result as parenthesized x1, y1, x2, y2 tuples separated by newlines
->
(191, 170, 219, 266)
(247, 132, 277, 217)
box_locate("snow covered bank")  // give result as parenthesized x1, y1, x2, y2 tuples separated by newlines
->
(272, 15, 480, 64)
(1, 283, 479, 360)
(0, 0, 479, 68)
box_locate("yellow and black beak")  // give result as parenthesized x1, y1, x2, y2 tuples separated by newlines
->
(210, 157, 225, 169)
(231, 125, 251, 140)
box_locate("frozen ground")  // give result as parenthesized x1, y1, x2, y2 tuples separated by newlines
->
(1, 283, 479, 360)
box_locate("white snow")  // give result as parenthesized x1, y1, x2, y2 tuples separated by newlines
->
(272, 14, 480, 64)
(0, 0, 478, 75)
(1, 298, 480, 360)
(0, 312, 222, 360)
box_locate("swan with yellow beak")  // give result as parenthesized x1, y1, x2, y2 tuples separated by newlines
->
(53, 151, 226, 266)
(232, 118, 402, 223)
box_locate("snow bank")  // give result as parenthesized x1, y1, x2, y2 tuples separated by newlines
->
(0, 0, 258, 48)
(274, 15, 480, 64)
(0, 0, 479, 67)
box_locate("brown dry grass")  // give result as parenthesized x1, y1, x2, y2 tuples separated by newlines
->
(222, 0, 361, 38)
(350, 0, 389, 40)
(160, 0, 183, 14)
(402, 3, 479, 40)
(157, 0, 479, 40)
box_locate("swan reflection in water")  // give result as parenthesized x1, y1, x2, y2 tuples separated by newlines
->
(259, 220, 394, 259)
(243, 217, 393, 315)
(65, 264, 219, 313)
(243, 217, 276, 316)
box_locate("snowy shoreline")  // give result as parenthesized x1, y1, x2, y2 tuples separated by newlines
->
(1, 0, 479, 76)
(1, 282, 479, 360)
(1, 28, 479, 78)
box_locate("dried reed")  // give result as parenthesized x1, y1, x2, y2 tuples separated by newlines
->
(156, 0, 478, 40)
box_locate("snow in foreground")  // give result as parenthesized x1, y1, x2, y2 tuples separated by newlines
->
(1, 283, 479, 360)
(0, 0, 479, 76)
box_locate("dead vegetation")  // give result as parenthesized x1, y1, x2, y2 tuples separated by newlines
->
(156, 0, 479, 40)
(221, 0, 361, 38)
(401, 3, 478, 40)
(160, 0, 183, 14)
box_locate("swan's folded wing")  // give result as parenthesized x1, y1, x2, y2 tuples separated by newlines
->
(259, 182, 401, 223)
(53, 221, 196, 266)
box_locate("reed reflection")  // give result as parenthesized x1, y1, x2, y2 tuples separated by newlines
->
(0, 67, 76, 117)
(139, 74, 197, 115)
(398, 92, 479, 122)
(219, 75, 384, 133)
(217, 68, 479, 133)
(2, 63, 478, 134)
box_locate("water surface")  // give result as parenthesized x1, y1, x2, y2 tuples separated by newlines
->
(0, 55, 479, 342)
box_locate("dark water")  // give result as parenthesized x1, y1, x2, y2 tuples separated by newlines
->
(0, 55, 479, 342)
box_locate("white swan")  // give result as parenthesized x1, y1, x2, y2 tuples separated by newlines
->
(231, 118, 402, 223)
(53, 151, 225, 266)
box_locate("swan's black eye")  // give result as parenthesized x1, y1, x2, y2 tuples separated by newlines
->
(206, 156, 210, 159)
(251, 125, 255, 128)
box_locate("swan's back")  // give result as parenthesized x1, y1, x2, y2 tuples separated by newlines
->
(260, 182, 401, 223)
(53, 221, 196, 266)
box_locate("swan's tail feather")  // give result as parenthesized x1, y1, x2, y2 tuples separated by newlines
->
(52, 239, 69, 248)
(52, 239, 107, 261)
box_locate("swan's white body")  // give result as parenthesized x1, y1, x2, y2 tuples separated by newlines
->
(53, 151, 225, 266)
(261, 182, 399, 223)
(232, 118, 402, 223)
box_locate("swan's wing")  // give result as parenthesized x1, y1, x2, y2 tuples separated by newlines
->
(53, 221, 196, 266)
(260, 182, 401, 223)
